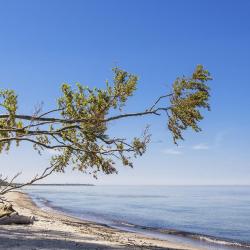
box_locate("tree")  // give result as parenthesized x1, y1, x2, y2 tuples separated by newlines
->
(0, 65, 212, 202)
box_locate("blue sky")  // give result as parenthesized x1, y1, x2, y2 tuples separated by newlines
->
(0, 0, 249, 185)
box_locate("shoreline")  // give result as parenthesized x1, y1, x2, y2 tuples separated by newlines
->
(1, 191, 201, 250)
(25, 188, 250, 250)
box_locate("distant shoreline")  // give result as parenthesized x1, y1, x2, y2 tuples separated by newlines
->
(27, 183, 95, 186)
(0, 183, 95, 188)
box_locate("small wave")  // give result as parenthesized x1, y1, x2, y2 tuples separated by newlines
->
(114, 224, 250, 249)
(30, 194, 51, 206)
(119, 222, 136, 227)
(30, 194, 64, 212)
(156, 229, 250, 249)
(196, 235, 250, 248)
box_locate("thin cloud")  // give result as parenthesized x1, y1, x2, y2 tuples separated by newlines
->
(214, 130, 229, 148)
(192, 143, 210, 150)
(162, 148, 182, 155)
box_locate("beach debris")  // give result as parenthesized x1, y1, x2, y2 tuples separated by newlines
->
(0, 203, 35, 225)
(0, 203, 15, 218)
(0, 213, 35, 225)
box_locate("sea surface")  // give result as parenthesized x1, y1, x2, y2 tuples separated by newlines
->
(24, 185, 250, 250)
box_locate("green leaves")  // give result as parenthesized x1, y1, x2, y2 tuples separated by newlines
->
(0, 65, 212, 180)
(168, 65, 212, 144)
(0, 89, 18, 126)
(0, 89, 19, 152)
(53, 68, 140, 176)
(58, 68, 138, 121)
(113, 68, 138, 108)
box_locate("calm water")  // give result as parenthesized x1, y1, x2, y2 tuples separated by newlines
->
(24, 185, 250, 249)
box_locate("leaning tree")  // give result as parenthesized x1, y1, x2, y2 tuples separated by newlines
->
(0, 65, 212, 203)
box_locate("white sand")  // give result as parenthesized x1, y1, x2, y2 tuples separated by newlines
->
(0, 191, 202, 250)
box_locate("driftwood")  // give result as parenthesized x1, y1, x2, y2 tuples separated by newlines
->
(0, 203, 15, 218)
(0, 203, 35, 225)
(0, 213, 35, 225)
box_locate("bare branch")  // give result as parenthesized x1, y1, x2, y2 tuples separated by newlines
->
(0, 164, 58, 195)
(148, 94, 173, 111)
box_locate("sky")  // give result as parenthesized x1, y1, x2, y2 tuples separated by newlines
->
(0, 0, 249, 185)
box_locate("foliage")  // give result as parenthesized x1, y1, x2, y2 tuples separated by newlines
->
(168, 65, 211, 143)
(0, 65, 212, 192)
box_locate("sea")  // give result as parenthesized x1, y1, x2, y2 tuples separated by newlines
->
(24, 185, 250, 250)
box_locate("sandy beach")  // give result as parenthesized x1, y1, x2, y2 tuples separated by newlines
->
(0, 191, 202, 250)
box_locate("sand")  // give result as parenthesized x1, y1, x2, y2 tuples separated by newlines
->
(0, 191, 202, 250)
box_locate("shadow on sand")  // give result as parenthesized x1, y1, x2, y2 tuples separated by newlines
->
(0, 226, 180, 250)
